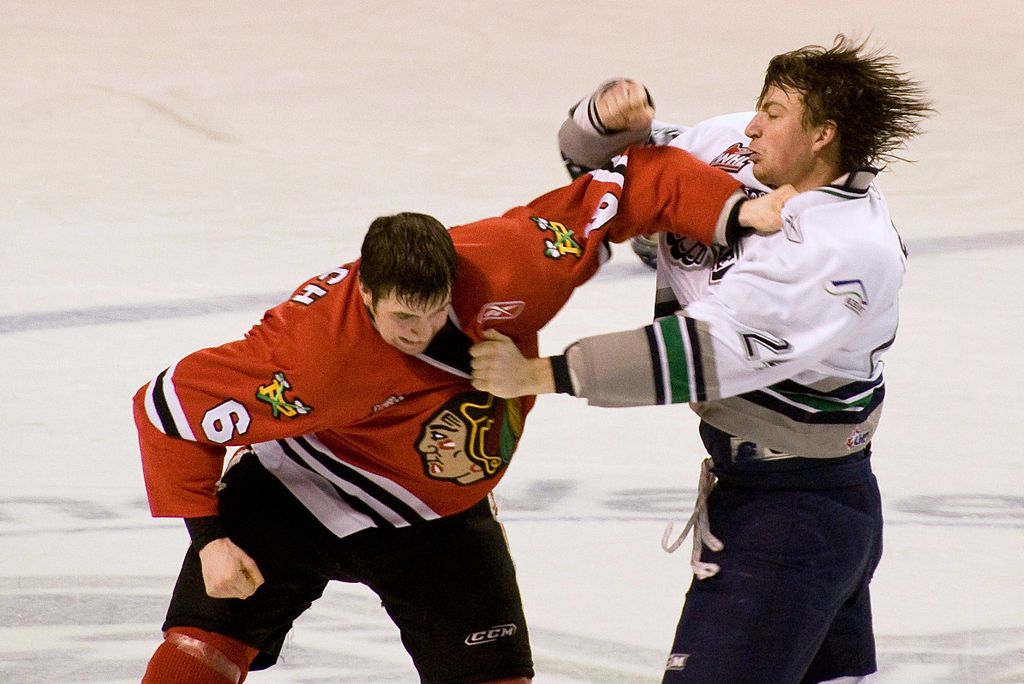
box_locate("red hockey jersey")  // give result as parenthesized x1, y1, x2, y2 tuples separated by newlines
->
(133, 145, 739, 537)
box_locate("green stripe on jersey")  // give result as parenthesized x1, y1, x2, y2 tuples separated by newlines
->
(657, 317, 691, 403)
(773, 386, 876, 412)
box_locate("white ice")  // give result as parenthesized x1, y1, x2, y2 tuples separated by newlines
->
(1, 2, 1022, 682)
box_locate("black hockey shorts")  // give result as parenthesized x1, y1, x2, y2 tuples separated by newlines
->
(162, 453, 534, 683)
(662, 474, 883, 684)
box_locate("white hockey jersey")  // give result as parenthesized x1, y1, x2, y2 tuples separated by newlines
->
(559, 110, 907, 458)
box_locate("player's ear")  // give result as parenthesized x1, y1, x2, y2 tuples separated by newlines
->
(813, 120, 838, 152)
(357, 276, 373, 308)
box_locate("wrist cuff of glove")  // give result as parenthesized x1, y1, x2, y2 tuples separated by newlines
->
(551, 355, 576, 395)
(725, 198, 748, 246)
(184, 516, 228, 552)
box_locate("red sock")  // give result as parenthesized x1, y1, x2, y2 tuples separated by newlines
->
(142, 627, 259, 684)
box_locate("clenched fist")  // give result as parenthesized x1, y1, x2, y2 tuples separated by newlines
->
(198, 537, 265, 599)
(596, 80, 655, 131)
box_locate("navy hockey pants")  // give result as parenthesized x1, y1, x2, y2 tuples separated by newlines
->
(664, 430, 883, 682)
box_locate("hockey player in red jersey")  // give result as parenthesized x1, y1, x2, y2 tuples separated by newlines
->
(134, 144, 793, 683)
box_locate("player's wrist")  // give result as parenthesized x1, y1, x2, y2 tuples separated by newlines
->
(530, 358, 557, 395)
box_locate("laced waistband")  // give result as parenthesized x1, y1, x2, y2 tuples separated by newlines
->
(661, 458, 722, 580)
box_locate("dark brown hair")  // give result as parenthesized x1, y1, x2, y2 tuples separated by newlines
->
(359, 212, 456, 308)
(759, 35, 933, 171)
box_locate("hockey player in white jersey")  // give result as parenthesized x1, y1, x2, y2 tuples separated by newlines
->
(471, 36, 932, 684)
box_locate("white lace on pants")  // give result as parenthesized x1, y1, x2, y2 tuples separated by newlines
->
(662, 458, 723, 579)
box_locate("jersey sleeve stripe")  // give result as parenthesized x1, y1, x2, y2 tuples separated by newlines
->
(160, 361, 196, 440)
(143, 371, 170, 436)
(684, 317, 708, 402)
(146, 368, 183, 438)
(654, 317, 692, 404)
(644, 325, 666, 405)
(588, 158, 627, 186)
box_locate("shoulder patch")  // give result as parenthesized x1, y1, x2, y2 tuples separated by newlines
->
(532, 217, 582, 259)
(256, 371, 313, 418)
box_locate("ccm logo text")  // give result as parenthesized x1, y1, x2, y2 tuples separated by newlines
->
(465, 624, 517, 646)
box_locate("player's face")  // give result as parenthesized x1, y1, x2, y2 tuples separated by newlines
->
(363, 289, 451, 355)
(744, 86, 828, 191)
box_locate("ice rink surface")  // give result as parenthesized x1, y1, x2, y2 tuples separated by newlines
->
(2, 1, 1022, 682)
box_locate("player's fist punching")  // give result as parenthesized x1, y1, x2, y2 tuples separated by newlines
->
(596, 80, 654, 131)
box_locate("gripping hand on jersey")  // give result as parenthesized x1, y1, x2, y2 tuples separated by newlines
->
(739, 184, 798, 233)
(470, 329, 554, 398)
(198, 538, 266, 600)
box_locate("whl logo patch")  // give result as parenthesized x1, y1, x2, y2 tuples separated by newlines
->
(465, 623, 517, 646)
(709, 142, 753, 173)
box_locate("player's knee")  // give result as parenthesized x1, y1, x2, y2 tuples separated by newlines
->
(142, 627, 258, 683)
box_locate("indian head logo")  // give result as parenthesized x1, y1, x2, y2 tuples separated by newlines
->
(416, 391, 524, 485)
(709, 142, 754, 173)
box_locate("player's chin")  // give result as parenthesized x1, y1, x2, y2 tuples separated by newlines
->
(395, 338, 429, 355)
(750, 164, 774, 187)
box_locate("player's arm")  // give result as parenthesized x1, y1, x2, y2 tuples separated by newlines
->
(132, 282, 341, 598)
(459, 151, 789, 349)
(527, 144, 792, 250)
(609, 145, 794, 245)
(134, 357, 274, 599)
(472, 216, 881, 404)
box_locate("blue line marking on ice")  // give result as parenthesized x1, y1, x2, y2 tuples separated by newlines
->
(2, 231, 1021, 334)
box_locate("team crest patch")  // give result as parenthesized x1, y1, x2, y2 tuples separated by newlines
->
(416, 391, 524, 486)
(256, 371, 313, 419)
(532, 217, 582, 259)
